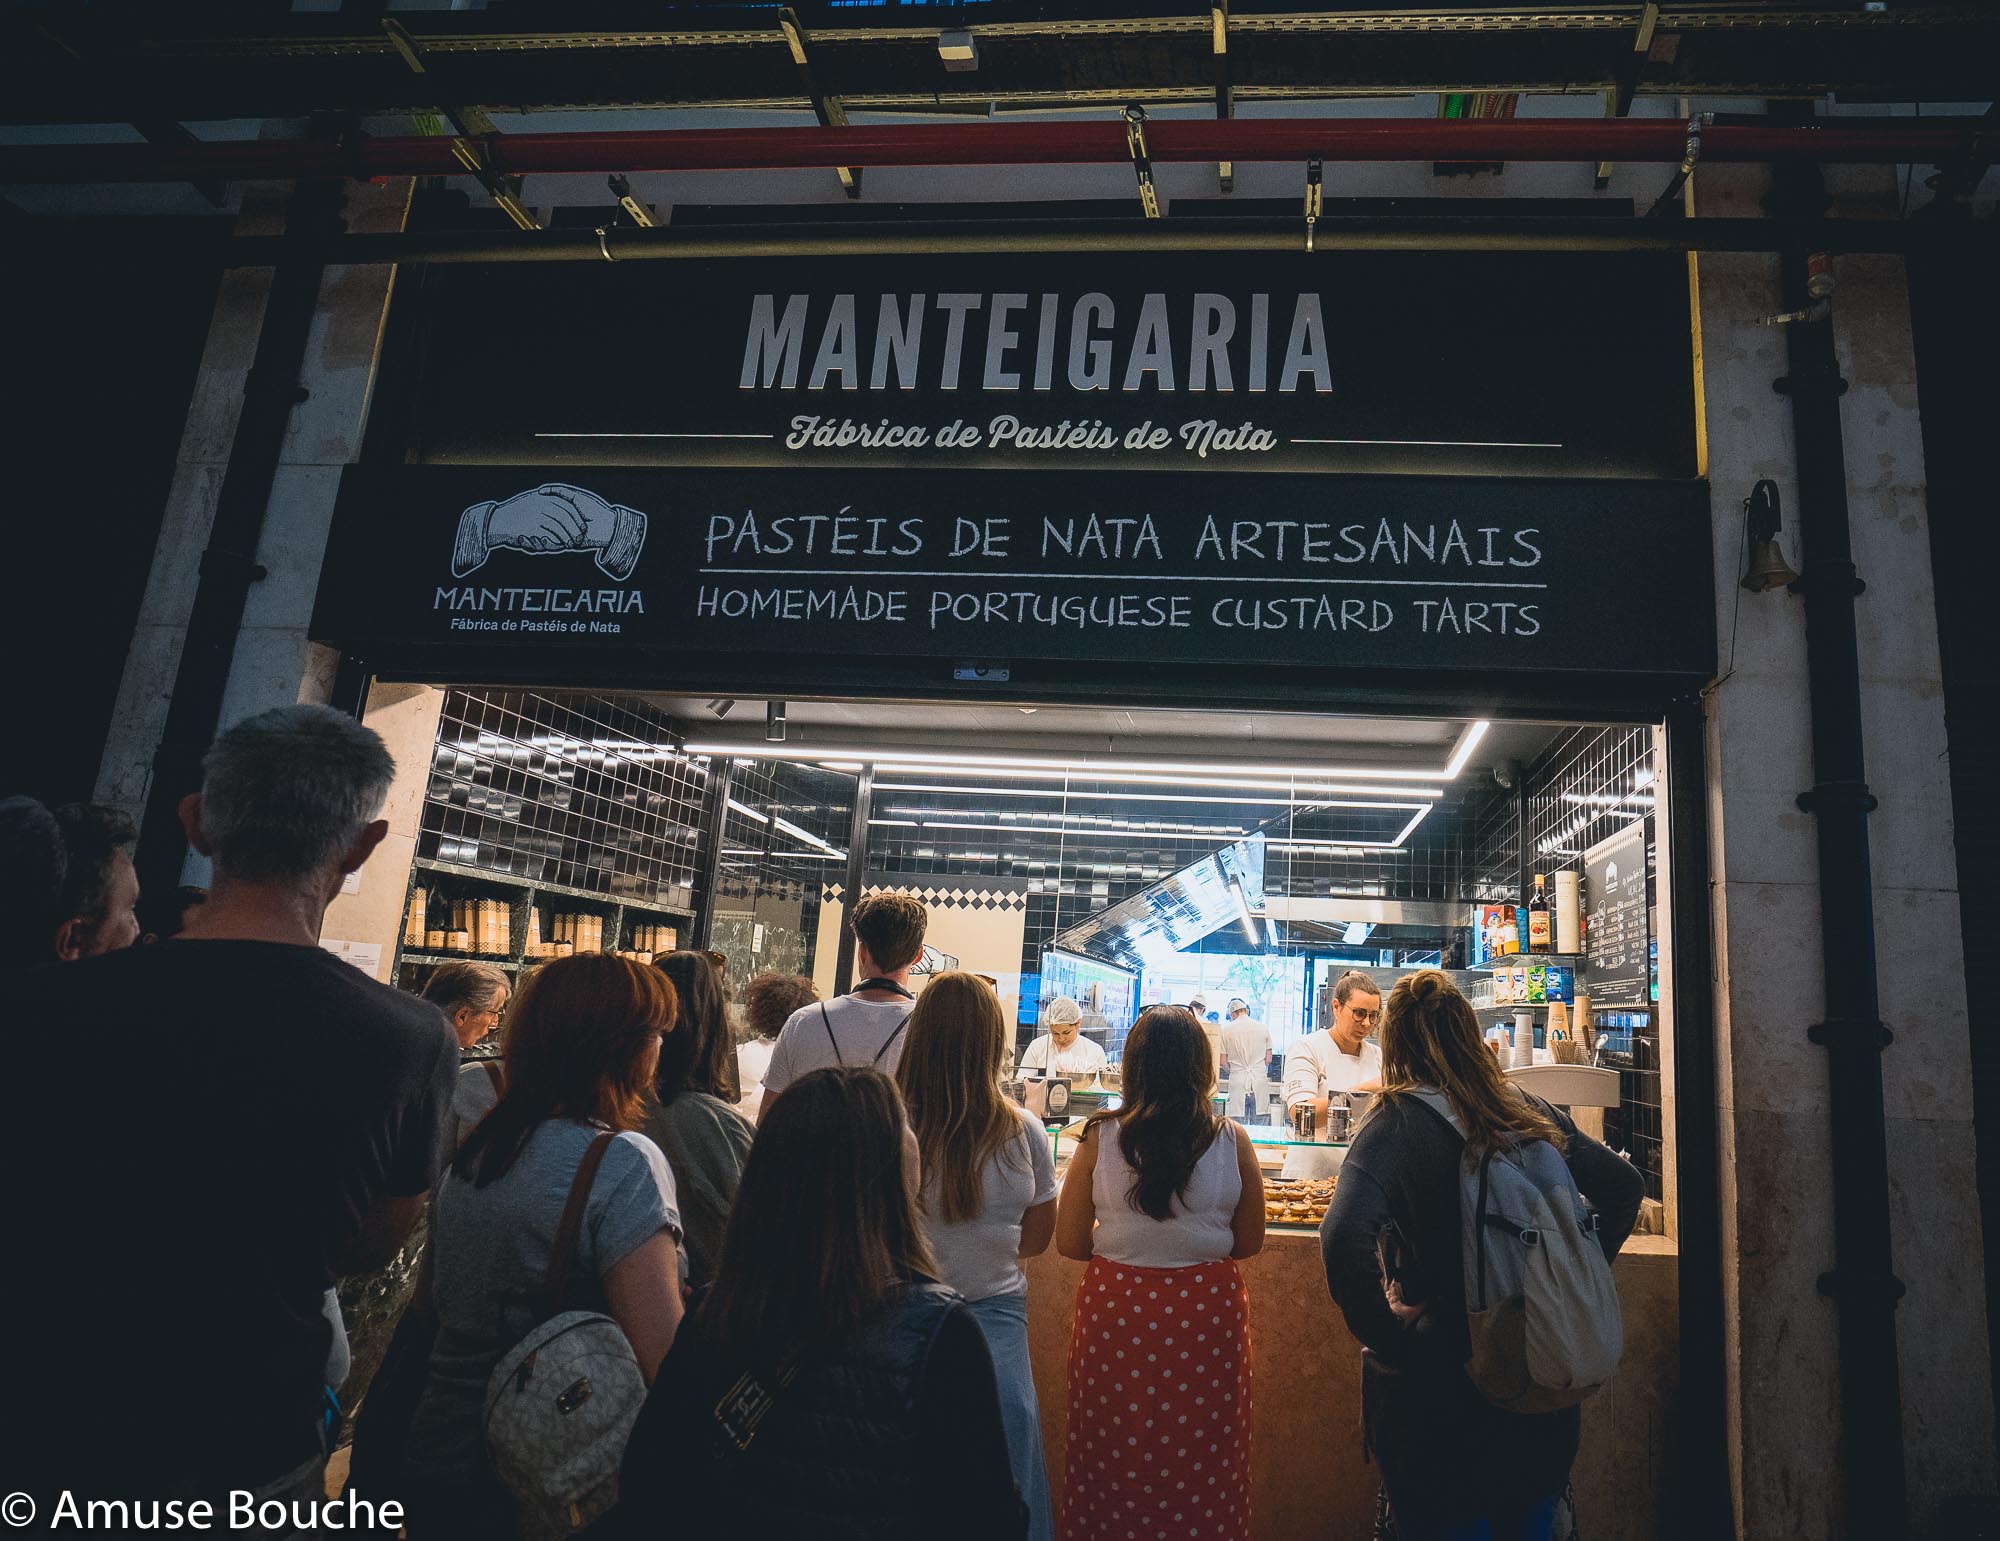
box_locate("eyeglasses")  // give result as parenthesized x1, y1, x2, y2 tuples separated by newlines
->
(1346, 1007, 1382, 1024)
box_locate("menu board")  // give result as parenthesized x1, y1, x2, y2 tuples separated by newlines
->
(312, 465, 1716, 682)
(1582, 823, 1650, 1007)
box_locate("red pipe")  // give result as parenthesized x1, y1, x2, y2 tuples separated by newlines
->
(0, 118, 1983, 185)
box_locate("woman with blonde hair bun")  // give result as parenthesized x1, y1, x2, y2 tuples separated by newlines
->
(1319, 969, 1643, 1541)
(896, 971, 1058, 1541)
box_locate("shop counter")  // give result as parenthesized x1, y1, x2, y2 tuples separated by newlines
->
(1023, 1197, 1678, 1540)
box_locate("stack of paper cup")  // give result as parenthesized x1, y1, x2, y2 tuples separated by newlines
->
(1512, 1010, 1536, 1069)
(1555, 871, 1582, 954)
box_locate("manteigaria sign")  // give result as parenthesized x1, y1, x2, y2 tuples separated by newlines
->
(405, 251, 1698, 480)
(320, 249, 1711, 685)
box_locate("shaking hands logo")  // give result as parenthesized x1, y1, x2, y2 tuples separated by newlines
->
(451, 483, 650, 581)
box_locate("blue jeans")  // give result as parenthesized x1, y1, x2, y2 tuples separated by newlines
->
(962, 1290, 1053, 1541)
(1392, 1495, 1559, 1541)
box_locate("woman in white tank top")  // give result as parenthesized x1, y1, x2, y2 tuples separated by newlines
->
(1053, 1006, 1266, 1541)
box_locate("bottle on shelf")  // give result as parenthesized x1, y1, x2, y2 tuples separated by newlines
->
(1499, 905, 1521, 956)
(403, 888, 427, 948)
(1527, 873, 1553, 953)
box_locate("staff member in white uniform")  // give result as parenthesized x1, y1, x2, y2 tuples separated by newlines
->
(1018, 996, 1110, 1081)
(1219, 998, 1272, 1120)
(1283, 968, 1384, 1127)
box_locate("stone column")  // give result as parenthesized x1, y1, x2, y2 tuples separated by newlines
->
(93, 177, 412, 852)
(1692, 160, 1995, 1534)
(318, 681, 445, 982)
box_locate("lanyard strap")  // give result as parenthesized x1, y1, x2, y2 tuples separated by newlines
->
(820, 992, 913, 1068)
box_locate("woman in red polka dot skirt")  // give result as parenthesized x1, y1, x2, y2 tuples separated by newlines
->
(1054, 1005, 1267, 1541)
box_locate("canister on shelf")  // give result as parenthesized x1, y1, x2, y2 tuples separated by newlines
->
(1555, 871, 1582, 955)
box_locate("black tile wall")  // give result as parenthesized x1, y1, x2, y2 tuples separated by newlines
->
(709, 760, 854, 983)
(422, 688, 704, 907)
(1463, 724, 1667, 1201)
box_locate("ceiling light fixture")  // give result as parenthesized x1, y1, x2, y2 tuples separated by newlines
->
(685, 738, 1476, 783)
(771, 814, 844, 859)
(1269, 840, 1414, 855)
(868, 820, 1246, 843)
(872, 781, 1418, 807)
(1444, 721, 1492, 779)
(1230, 879, 1261, 946)
(833, 762, 1445, 800)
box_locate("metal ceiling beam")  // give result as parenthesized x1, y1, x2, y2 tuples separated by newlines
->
(0, 7, 1993, 123)
(1212, 0, 1233, 194)
(778, 7, 862, 198)
(145, 214, 1979, 270)
(1, 117, 1984, 187)
(380, 17, 538, 231)
(1595, 0, 1660, 189)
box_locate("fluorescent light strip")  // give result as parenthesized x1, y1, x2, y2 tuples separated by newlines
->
(881, 807, 1246, 835)
(831, 762, 1446, 800)
(871, 820, 1247, 843)
(771, 814, 846, 859)
(1269, 840, 1413, 855)
(1229, 880, 1260, 946)
(726, 798, 847, 860)
(877, 781, 1350, 807)
(1392, 805, 1434, 845)
(1444, 721, 1491, 779)
(686, 736, 1482, 783)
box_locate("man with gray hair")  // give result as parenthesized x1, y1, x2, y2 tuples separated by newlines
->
(4, 704, 458, 1507)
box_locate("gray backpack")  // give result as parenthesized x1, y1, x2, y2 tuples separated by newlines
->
(1409, 1090, 1623, 1414)
(484, 1131, 649, 1539)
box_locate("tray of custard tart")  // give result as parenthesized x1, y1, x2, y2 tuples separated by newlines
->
(1263, 1175, 1338, 1227)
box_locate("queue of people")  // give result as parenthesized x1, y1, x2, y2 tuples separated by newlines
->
(1, 703, 1644, 1541)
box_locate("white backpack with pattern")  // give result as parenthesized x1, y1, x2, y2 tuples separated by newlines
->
(483, 1131, 648, 1538)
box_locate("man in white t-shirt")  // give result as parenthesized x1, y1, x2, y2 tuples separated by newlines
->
(1017, 995, 1110, 1081)
(760, 892, 929, 1116)
(1283, 969, 1384, 1128)
(1219, 997, 1272, 1119)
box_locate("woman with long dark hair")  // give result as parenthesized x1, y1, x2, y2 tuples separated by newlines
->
(896, 971, 1058, 1541)
(403, 954, 687, 1538)
(1319, 970, 1643, 1541)
(1053, 1005, 1265, 1541)
(640, 950, 753, 1288)
(615, 1065, 1026, 1540)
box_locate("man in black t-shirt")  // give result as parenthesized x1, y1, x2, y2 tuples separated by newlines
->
(3, 705, 457, 1506)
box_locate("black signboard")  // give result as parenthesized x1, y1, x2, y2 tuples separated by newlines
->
(1583, 822, 1651, 1007)
(312, 465, 1715, 681)
(405, 253, 1696, 480)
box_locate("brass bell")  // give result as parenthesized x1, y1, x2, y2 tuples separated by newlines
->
(1740, 481, 1801, 593)
(1742, 536, 1800, 593)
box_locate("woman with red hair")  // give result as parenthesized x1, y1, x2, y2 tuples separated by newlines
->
(403, 954, 688, 1538)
